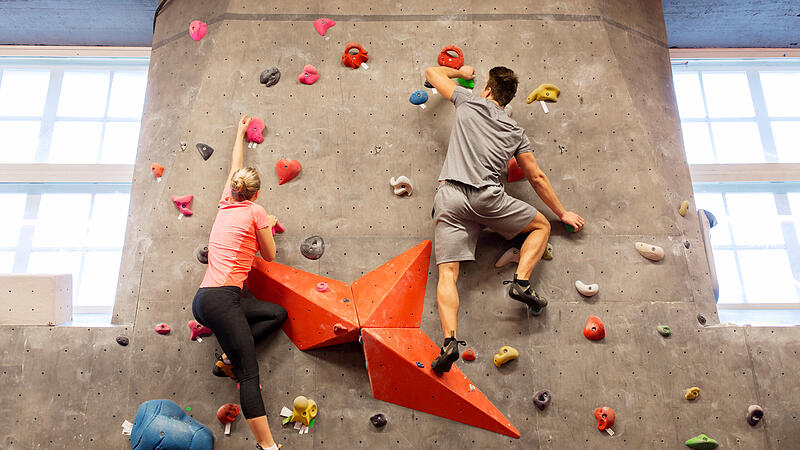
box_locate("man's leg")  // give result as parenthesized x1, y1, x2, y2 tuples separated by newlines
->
(515, 212, 551, 281)
(436, 261, 460, 339)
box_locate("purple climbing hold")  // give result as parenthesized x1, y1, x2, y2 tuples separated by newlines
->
(747, 405, 764, 426)
(370, 413, 387, 428)
(533, 389, 551, 411)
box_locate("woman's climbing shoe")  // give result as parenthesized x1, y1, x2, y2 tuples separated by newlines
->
(212, 353, 237, 380)
(504, 277, 548, 309)
(431, 336, 467, 376)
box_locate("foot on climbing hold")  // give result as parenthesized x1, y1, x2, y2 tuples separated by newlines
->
(171, 194, 194, 216)
(461, 348, 476, 361)
(507, 157, 524, 182)
(370, 413, 387, 428)
(246, 117, 265, 144)
(195, 244, 209, 264)
(342, 42, 369, 69)
(155, 323, 171, 335)
(431, 336, 466, 376)
(151, 163, 164, 179)
(457, 78, 475, 89)
(679, 200, 690, 217)
(188, 320, 212, 341)
(275, 159, 301, 185)
(657, 325, 671, 337)
(213, 353, 236, 380)
(493, 345, 519, 367)
(116, 336, 129, 346)
(684, 386, 700, 400)
(389, 176, 414, 196)
(495, 248, 520, 268)
(300, 235, 324, 260)
(747, 405, 764, 426)
(685, 434, 718, 449)
(313, 18, 336, 36)
(260, 67, 281, 87)
(189, 20, 207, 41)
(594, 406, 615, 431)
(438, 45, 464, 69)
(505, 278, 548, 309)
(533, 390, 551, 410)
(409, 90, 428, 106)
(635, 242, 664, 261)
(298, 65, 319, 85)
(196, 143, 214, 160)
(542, 243, 554, 260)
(526, 84, 560, 103)
(583, 316, 605, 340)
(575, 280, 599, 297)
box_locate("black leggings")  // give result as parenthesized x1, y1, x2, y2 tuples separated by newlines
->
(192, 286, 287, 419)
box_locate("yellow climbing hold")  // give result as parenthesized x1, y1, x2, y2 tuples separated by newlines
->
(526, 84, 560, 103)
(290, 395, 318, 426)
(685, 386, 700, 400)
(493, 346, 519, 367)
(542, 242, 554, 260)
(679, 200, 689, 217)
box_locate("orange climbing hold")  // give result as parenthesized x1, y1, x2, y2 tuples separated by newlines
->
(342, 42, 369, 69)
(151, 163, 164, 179)
(438, 45, 464, 69)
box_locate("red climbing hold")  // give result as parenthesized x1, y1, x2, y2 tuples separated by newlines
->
(188, 320, 212, 340)
(217, 403, 240, 424)
(246, 117, 265, 144)
(189, 20, 207, 41)
(275, 159, 301, 185)
(171, 194, 194, 216)
(462, 348, 476, 361)
(438, 45, 464, 69)
(151, 163, 164, 179)
(594, 406, 615, 431)
(342, 42, 369, 69)
(583, 316, 605, 340)
(507, 157, 524, 183)
(298, 65, 319, 85)
(313, 18, 336, 36)
(155, 323, 171, 335)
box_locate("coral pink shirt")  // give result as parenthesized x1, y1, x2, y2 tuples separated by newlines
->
(200, 185, 270, 289)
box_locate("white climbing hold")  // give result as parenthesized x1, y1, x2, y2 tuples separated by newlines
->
(390, 176, 413, 196)
(575, 280, 599, 297)
(495, 248, 520, 268)
(635, 242, 664, 261)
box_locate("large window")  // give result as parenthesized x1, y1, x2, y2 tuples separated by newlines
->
(0, 48, 149, 317)
(672, 55, 800, 325)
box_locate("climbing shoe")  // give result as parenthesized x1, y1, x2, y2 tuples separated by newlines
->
(213, 353, 237, 380)
(504, 277, 548, 309)
(431, 336, 466, 376)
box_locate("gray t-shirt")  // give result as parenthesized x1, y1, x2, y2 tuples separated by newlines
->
(438, 86, 532, 188)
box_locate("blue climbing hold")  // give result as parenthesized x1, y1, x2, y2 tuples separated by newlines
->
(409, 90, 428, 105)
(130, 399, 213, 450)
(416, 361, 425, 368)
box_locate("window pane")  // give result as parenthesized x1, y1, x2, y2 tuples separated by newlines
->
(702, 72, 755, 118)
(672, 72, 706, 118)
(725, 193, 783, 245)
(32, 193, 91, 247)
(48, 121, 103, 163)
(738, 249, 798, 303)
(27, 251, 82, 296)
(710, 122, 763, 163)
(56, 71, 110, 117)
(694, 193, 732, 245)
(785, 193, 800, 244)
(760, 72, 800, 117)
(0, 193, 27, 247)
(107, 71, 147, 118)
(86, 193, 130, 247)
(771, 121, 800, 163)
(0, 252, 15, 273)
(0, 121, 40, 163)
(680, 122, 714, 164)
(0, 69, 50, 116)
(100, 122, 140, 164)
(77, 251, 121, 307)
(715, 250, 743, 304)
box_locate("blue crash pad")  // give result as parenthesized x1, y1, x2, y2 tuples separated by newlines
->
(130, 399, 213, 450)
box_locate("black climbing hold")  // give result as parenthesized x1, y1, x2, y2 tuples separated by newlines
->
(424, 80, 433, 89)
(300, 235, 325, 260)
(533, 389, 551, 410)
(697, 314, 707, 325)
(260, 67, 281, 87)
(196, 143, 214, 161)
(370, 413, 387, 428)
(116, 336, 129, 346)
(747, 405, 764, 426)
(195, 244, 209, 264)
(684, 240, 690, 249)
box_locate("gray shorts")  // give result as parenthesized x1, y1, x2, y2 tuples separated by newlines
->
(433, 180, 538, 265)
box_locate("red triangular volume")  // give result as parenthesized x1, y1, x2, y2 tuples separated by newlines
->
(246, 257, 360, 350)
(361, 327, 520, 438)
(351, 241, 431, 328)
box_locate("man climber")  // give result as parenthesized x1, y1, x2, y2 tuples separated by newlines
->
(425, 65, 585, 375)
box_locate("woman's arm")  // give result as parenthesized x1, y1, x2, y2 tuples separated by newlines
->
(255, 214, 278, 262)
(223, 114, 251, 190)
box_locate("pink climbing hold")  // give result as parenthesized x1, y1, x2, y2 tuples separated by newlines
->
(316, 282, 330, 292)
(271, 221, 285, 236)
(188, 320, 212, 341)
(171, 194, 194, 216)
(298, 65, 319, 85)
(246, 117, 265, 144)
(189, 20, 207, 41)
(155, 323, 171, 335)
(313, 18, 336, 36)
(276, 159, 302, 185)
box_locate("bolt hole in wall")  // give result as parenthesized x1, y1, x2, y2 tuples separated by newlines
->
(671, 55, 800, 325)
(0, 52, 149, 325)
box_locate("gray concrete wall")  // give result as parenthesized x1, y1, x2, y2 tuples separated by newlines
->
(2, 1, 799, 448)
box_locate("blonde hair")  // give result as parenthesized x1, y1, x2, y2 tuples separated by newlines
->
(230, 167, 261, 201)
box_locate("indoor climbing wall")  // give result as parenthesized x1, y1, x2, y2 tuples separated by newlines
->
(3, 0, 800, 448)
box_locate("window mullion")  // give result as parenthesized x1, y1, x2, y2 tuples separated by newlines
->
(746, 70, 778, 162)
(774, 193, 800, 303)
(34, 69, 63, 163)
(12, 193, 40, 273)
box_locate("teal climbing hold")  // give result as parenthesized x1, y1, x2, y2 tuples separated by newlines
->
(657, 325, 671, 337)
(685, 434, 718, 449)
(529, 306, 544, 316)
(457, 78, 475, 89)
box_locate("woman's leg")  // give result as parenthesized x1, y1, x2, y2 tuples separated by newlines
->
(239, 293, 288, 343)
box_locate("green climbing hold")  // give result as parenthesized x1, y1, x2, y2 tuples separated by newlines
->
(542, 243, 554, 260)
(564, 223, 578, 233)
(185, 406, 191, 412)
(685, 434, 718, 449)
(457, 78, 475, 89)
(657, 325, 671, 337)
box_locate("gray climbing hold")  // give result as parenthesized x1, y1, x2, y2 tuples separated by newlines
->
(260, 67, 281, 87)
(195, 244, 209, 264)
(533, 389, 551, 410)
(196, 143, 214, 161)
(116, 336, 129, 346)
(370, 413, 387, 427)
(300, 235, 325, 260)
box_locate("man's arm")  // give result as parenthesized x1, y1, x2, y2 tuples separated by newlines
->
(516, 152, 585, 231)
(424, 65, 474, 101)
(223, 114, 251, 192)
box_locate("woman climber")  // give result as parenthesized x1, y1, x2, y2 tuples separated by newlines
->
(192, 114, 287, 450)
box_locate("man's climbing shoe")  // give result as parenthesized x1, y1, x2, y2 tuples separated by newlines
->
(431, 336, 466, 376)
(504, 277, 548, 309)
(213, 353, 236, 380)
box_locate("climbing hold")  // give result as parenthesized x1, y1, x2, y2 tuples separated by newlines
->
(300, 235, 325, 260)
(259, 67, 281, 87)
(583, 316, 605, 340)
(342, 42, 369, 69)
(457, 78, 475, 89)
(180, 141, 187, 151)
(542, 243, 554, 260)
(409, 90, 428, 106)
(415, 361, 424, 368)
(684, 386, 700, 400)
(246, 117, 265, 146)
(494, 248, 520, 268)
(684, 240, 690, 249)
(316, 282, 330, 293)
(533, 390, 551, 411)
(188, 320, 212, 341)
(298, 65, 319, 85)
(370, 413, 387, 428)
(575, 280, 599, 297)
(679, 200, 690, 217)
(657, 325, 671, 337)
(389, 176, 414, 196)
(116, 336, 129, 346)
(697, 314, 707, 325)
(217, 403, 240, 435)
(493, 346, 519, 367)
(529, 305, 544, 316)
(635, 242, 665, 261)
(593, 406, 615, 431)
(507, 157, 524, 182)
(685, 434, 719, 449)
(333, 323, 349, 334)
(746, 405, 764, 426)
(424, 80, 434, 89)
(289, 396, 317, 427)
(151, 163, 164, 179)
(155, 323, 171, 335)
(526, 84, 560, 103)
(196, 143, 214, 160)
(195, 244, 209, 264)
(131, 400, 213, 450)
(271, 221, 285, 236)
(462, 348, 476, 361)
(188, 20, 207, 41)
(564, 223, 578, 233)
(275, 159, 301, 185)
(171, 194, 194, 216)
(313, 18, 336, 36)
(438, 45, 464, 69)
